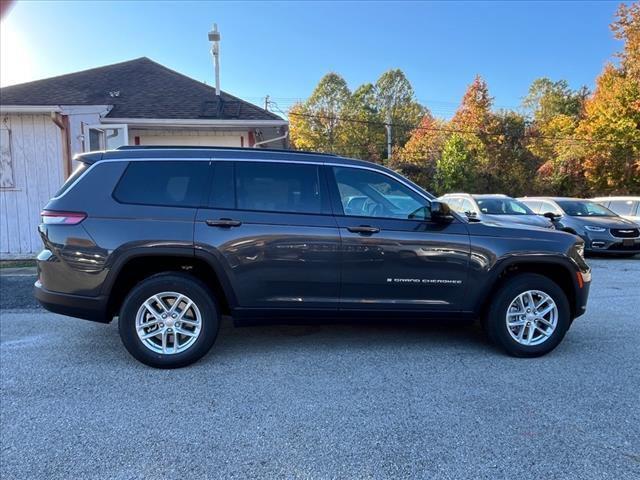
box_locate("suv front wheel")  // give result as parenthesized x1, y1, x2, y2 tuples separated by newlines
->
(485, 273, 571, 357)
(119, 273, 220, 368)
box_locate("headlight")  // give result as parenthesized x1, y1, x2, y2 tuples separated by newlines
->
(584, 225, 606, 232)
(575, 243, 585, 259)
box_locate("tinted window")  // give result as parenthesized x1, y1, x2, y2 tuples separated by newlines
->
(55, 162, 88, 197)
(475, 197, 533, 215)
(608, 200, 637, 216)
(209, 161, 235, 209)
(556, 200, 616, 217)
(235, 162, 322, 214)
(332, 167, 428, 220)
(114, 161, 209, 207)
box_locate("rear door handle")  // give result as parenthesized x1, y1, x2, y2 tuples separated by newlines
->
(206, 218, 242, 228)
(347, 225, 380, 235)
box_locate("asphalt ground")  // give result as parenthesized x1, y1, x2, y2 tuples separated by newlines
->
(1, 257, 639, 479)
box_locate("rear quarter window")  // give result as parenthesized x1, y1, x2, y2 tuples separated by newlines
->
(113, 161, 209, 207)
(55, 162, 89, 197)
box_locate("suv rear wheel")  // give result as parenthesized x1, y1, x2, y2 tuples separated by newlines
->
(118, 273, 220, 368)
(485, 273, 571, 357)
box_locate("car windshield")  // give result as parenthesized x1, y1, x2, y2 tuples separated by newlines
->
(556, 200, 616, 217)
(475, 197, 534, 215)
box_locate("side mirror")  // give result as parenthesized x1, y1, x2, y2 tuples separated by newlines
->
(430, 201, 455, 223)
(542, 212, 560, 220)
(465, 211, 477, 219)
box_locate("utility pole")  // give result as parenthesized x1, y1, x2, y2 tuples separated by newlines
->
(385, 110, 392, 163)
(264, 95, 270, 111)
(208, 24, 221, 96)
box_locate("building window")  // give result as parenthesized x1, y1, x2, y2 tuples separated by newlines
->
(0, 127, 15, 189)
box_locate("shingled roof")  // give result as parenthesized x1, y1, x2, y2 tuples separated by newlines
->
(0, 57, 284, 122)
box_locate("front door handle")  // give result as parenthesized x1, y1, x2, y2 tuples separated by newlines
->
(206, 218, 242, 228)
(347, 225, 380, 235)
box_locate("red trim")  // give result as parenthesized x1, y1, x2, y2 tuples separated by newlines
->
(248, 131, 255, 147)
(134, 136, 140, 145)
(240, 136, 244, 147)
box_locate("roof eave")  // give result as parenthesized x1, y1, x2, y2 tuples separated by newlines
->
(101, 117, 288, 128)
(0, 105, 62, 113)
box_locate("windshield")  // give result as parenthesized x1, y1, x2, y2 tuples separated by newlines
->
(475, 197, 534, 215)
(556, 200, 617, 217)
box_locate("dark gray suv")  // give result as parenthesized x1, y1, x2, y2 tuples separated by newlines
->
(35, 147, 591, 367)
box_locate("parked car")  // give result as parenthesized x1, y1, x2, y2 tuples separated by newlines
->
(36, 146, 591, 367)
(592, 196, 640, 226)
(519, 196, 640, 256)
(439, 193, 554, 229)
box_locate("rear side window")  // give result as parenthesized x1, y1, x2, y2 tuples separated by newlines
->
(235, 161, 322, 214)
(521, 200, 541, 213)
(114, 161, 209, 207)
(608, 200, 636, 216)
(55, 162, 89, 197)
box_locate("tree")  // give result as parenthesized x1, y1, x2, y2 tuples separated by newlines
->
(522, 77, 589, 195)
(574, 3, 640, 194)
(339, 83, 386, 162)
(289, 73, 350, 153)
(576, 64, 640, 193)
(392, 112, 448, 190)
(523, 78, 587, 125)
(612, 2, 640, 81)
(449, 75, 499, 191)
(435, 134, 478, 194)
(374, 69, 424, 154)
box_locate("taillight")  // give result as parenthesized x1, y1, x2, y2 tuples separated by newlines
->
(40, 210, 87, 225)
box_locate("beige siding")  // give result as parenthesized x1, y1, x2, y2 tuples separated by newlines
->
(0, 114, 64, 258)
(128, 129, 246, 147)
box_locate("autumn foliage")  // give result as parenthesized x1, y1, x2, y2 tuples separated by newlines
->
(289, 3, 640, 196)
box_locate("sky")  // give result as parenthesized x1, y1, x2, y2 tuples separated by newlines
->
(0, 1, 625, 118)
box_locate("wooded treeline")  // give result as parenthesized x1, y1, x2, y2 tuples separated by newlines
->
(289, 3, 640, 196)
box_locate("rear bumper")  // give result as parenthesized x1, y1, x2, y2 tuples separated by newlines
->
(34, 280, 111, 323)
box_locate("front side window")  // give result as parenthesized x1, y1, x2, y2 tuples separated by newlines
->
(556, 200, 616, 217)
(476, 197, 533, 215)
(332, 167, 428, 220)
(235, 162, 322, 214)
(114, 161, 209, 207)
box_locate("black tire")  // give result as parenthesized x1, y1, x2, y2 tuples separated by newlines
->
(484, 273, 571, 357)
(118, 272, 220, 368)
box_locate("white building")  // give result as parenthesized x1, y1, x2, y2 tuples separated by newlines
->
(0, 57, 288, 258)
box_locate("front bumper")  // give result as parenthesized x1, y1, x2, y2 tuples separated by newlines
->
(34, 280, 111, 323)
(582, 233, 640, 254)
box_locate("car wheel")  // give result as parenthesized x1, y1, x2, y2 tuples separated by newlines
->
(484, 273, 571, 357)
(119, 272, 220, 368)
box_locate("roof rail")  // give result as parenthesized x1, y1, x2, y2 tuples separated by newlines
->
(115, 145, 339, 157)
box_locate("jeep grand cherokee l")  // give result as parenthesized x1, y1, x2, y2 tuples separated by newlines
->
(35, 146, 591, 368)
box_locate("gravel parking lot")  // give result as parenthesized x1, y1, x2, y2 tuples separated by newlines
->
(1, 257, 639, 480)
